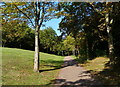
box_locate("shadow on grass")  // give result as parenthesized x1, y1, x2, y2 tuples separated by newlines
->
(39, 58, 79, 73)
(44, 57, 120, 86)
(74, 56, 88, 64)
(39, 67, 62, 72)
(92, 68, 120, 85)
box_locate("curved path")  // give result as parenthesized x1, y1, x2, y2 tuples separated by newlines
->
(54, 56, 103, 87)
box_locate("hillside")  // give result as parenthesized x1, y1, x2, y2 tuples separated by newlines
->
(2, 47, 64, 85)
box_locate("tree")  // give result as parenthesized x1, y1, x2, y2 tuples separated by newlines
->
(105, 2, 114, 64)
(87, 2, 115, 62)
(109, 2, 120, 67)
(62, 35, 75, 55)
(2, 18, 35, 50)
(59, 2, 120, 67)
(59, 2, 111, 59)
(1, 2, 58, 72)
(2, 19, 25, 47)
(40, 27, 57, 53)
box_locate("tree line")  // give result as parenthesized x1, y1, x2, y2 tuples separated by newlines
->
(1, 2, 120, 71)
(2, 19, 74, 56)
(58, 2, 120, 69)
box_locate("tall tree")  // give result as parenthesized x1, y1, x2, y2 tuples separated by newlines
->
(40, 27, 57, 53)
(62, 35, 75, 55)
(2, 19, 33, 48)
(1, 2, 57, 72)
(58, 2, 111, 59)
(105, 2, 114, 64)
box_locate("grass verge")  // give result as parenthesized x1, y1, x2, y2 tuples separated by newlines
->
(2, 47, 64, 85)
(82, 57, 120, 85)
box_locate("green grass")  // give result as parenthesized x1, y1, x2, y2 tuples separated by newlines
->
(70, 55, 76, 59)
(82, 57, 120, 85)
(2, 47, 64, 85)
(83, 57, 109, 72)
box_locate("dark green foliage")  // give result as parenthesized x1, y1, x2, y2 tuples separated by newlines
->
(1, 2, 120, 70)
(111, 2, 120, 68)
(39, 27, 58, 53)
(2, 19, 35, 50)
(59, 2, 120, 69)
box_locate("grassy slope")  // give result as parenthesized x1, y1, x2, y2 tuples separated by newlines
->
(2, 47, 64, 85)
(81, 57, 110, 85)
(82, 57, 120, 85)
(83, 57, 109, 72)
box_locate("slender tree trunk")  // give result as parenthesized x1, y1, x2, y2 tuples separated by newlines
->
(19, 43, 21, 48)
(86, 38, 89, 59)
(62, 51, 63, 56)
(2, 41, 6, 47)
(78, 49, 79, 55)
(72, 49, 75, 56)
(34, 25, 39, 72)
(2, 42, 4, 47)
(105, 11, 114, 62)
(75, 48, 78, 57)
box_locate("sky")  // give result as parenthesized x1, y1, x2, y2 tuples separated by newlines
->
(41, 18, 62, 36)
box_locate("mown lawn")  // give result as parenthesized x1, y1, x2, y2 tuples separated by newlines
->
(2, 47, 64, 85)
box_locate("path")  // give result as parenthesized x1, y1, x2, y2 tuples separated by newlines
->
(54, 56, 103, 87)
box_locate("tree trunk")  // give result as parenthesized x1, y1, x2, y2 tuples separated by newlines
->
(19, 43, 21, 48)
(68, 50, 69, 56)
(72, 49, 75, 56)
(86, 38, 89, 59)
(2, 41, 6, 47)
(62, 51, 64, 56)
(105, 12, 114, 62)
(34, 26, 39, 72)
(2, 42, 4, 47)
(78, 50, 79, 55)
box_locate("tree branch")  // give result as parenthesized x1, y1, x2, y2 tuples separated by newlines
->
(38, 3, 45, 29)
(87, 3, 104, 16)
(13, 4, 35, 28)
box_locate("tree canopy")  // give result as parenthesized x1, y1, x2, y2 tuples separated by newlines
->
(1, 1, 120, 71)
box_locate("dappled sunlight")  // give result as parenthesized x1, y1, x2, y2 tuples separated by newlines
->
(2, 2, 120, 86)
(82, 57, 120, 85)
(83, 57, 109, 72)
(48, 56, 104, 86)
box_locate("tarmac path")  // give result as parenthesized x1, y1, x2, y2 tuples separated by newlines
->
(54, 56, 103, 87)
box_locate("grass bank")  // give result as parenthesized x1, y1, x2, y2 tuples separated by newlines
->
(81, 57, 120, 85)
(2, 47, 64, 85)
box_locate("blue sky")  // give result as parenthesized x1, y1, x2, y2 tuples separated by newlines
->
(41, 18, 62, 36)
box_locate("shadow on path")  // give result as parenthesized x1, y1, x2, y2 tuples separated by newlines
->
(53, 78, 104, 87)
(50, 56, 104, 87)
(39, 58, 78, 73)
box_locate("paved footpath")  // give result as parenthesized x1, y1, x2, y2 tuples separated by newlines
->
(54, 56, 104, 87)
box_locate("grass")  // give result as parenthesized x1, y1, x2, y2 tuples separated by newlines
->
(82, 57, 120, 85)
(70, 55, 76, 59)
(2, 47, 64, 85)
(83, 57, 109, 72)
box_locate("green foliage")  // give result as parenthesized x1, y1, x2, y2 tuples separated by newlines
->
(40, 27, 57, 52)
(63, 36, 75, 51)
(62, 35, 75, 53)
(1, 2, 120, 70)
(1, 2, 58, 27)
(58, 2, 120, 69)
(2, 19, 35, 50)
